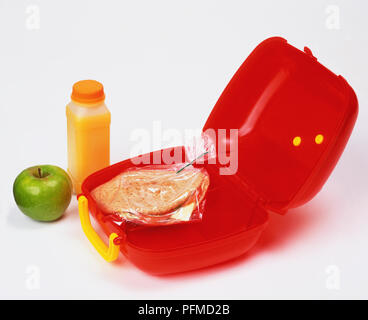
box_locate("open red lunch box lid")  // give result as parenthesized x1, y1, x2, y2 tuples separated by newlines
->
(79, 37, 358, 275)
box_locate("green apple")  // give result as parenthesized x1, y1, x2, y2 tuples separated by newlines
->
(13, 165, 72, 222)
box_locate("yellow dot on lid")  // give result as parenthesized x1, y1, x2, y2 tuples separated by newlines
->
(315, 134, 324, 144)
(293, 136, 301, 147)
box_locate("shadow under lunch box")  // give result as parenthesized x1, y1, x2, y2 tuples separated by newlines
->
(77, 37, 358, 275)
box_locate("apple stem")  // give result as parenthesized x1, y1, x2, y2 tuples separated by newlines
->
(38, 167, 42, 178)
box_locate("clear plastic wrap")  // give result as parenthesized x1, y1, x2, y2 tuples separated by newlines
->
(91, 164, 210, 225)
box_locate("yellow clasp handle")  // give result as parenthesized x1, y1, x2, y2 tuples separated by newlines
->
(78, 195, 120, 262)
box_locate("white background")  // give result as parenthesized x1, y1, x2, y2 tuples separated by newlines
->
(0, 0, 367, 299)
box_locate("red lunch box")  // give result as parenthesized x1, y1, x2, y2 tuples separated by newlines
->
(78, 37, 358, 275)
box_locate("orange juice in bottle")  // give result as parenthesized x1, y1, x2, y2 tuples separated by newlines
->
(66, 80, 110, 194)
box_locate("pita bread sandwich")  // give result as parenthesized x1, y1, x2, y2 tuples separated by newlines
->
(91, 165, 210, 224)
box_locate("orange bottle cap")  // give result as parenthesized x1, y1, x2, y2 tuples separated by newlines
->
(71, 80, 105, 104)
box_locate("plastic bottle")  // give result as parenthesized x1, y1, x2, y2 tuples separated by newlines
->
(66, 80, 110, 194)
